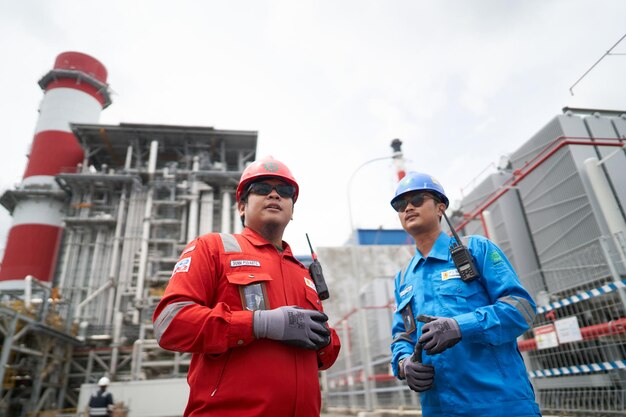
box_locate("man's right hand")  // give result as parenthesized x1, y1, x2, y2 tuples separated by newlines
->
(403, 358, 435, 392)
(253, 306, 331, 350)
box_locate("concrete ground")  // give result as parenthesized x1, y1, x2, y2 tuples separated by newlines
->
(322, 409, 421, 417)
(322, 409, 572, 417)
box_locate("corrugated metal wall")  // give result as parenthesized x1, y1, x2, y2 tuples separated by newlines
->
(459, 110, 626, 415)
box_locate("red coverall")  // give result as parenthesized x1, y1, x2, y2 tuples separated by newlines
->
(153, 227, 341, 417)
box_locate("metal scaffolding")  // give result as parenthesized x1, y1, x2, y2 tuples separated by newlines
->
(0, 123, 256, 417)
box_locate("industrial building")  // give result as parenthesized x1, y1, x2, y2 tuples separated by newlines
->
(1, 51, 625, 417)
(0, 52, 257, 417)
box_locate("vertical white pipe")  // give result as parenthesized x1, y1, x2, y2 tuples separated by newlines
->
(135, 189, 153, 323)
(233, 202, 242, 233)
(110, 311, 124, 377)
(125, 145, 133, 171)
(106, 187, 128, 327)
(585, 157, 626, 261)
(221, 190, 232, 233)
(24, 275, 33, 309)
(148, 140, 158, 176)
(199, 186, 214, 235)
(57, 230, 74, 291)
(187, 157, 200, 241)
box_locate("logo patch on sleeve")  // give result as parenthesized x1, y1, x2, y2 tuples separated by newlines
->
(304, 277, 317, 292)
(230, 260, 261, 267)
(490, 251, 503, 263)
(441, 269, 460, 281)
(173, 257, 191, 273)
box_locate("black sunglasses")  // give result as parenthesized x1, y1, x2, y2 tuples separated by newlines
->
(391, 193, 437, 212)
(247, 182, 296, 199)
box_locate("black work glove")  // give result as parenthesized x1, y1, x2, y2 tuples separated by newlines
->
(418, 315, 461, 355)
(403, 357, 435, 392)
(253, 306, 331, 350)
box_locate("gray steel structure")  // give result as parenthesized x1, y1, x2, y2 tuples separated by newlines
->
(0, 122, 256, 416)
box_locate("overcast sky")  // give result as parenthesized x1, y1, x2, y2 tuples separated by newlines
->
(0, 1, 625, 256)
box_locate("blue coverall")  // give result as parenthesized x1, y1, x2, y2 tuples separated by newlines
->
(391, 232, 541, 416)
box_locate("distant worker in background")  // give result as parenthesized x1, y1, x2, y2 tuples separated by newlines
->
(389, 172, 541, 417)
(153, 156, 341, 417)
(87, 377, 114, 417)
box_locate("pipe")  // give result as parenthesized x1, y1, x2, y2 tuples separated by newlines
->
(88, 229, 104, 322)
(585, 157, 626, 262)
(134, 142, 159, 318)
(233, 200, 242, 233)
(57, 229, 75, 291)
(454, 138, 625, 232)
(221, 190, 232, 233)
(518, 317, 626, 352)
(187, 156, 200, 241)
(124, 145, 133, 171)
(135, 188, 154, 322)
(24, 275, 33, 309)
(110, 311, 124, 377)
(148, 140, 158, 177)
(106, 186, 128, 328)
(199, 186, 214, 235)
(106, 187, 132, 376)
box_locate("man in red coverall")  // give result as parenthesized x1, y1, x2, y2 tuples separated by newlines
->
(153, 156, 341, 417)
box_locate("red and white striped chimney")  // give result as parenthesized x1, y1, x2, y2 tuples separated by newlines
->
(0, 52, 111, 284)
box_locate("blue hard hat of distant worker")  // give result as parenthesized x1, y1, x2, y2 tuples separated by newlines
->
(390, 171, 449, 208)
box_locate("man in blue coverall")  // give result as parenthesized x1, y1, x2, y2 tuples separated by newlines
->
(389, 172, 541, 417)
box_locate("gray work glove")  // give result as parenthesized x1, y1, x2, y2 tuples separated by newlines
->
(253, 306, 331, 350)
(418, 315, 462, 355)
(403, 357, 435, 392)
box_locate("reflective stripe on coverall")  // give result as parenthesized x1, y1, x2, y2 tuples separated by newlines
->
(391, 232, 541, 417)
(153, 227, 341, 417)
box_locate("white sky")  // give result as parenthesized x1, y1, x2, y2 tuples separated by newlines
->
(0, 1, 625, 256)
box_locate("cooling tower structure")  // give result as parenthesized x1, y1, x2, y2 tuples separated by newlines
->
(0, 52, 111, 285)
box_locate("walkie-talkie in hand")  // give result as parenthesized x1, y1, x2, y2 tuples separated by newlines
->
(305, 233, 330, 300)
(411, 315, 436, 363)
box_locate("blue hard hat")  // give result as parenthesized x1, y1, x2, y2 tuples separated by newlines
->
(390, 171, 449, 208)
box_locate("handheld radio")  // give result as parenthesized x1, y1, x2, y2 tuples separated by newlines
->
(442, 211, 479, 283)
(305, 233, 330, 300)
(411, 315, 436, 363)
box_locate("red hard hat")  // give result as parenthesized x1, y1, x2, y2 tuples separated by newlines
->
(236, 156, 299, 202)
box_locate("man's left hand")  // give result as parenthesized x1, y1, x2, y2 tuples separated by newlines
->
(418, 316, 461, 355)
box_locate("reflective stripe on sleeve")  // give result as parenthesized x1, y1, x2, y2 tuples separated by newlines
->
(393, 332, 413, 343)
(399, 265, 408, 286)
(89, 408, 109, 416)
(154, 301, 195, 343)
(219, 233, 242, 253)
(499, 295, 535, 326)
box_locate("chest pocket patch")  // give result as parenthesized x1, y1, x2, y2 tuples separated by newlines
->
(226, 272, 273, 311)
(397, 296, 416, 334)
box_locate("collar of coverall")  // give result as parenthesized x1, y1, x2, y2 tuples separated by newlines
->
(410, 231, 452, 271)
(241, 227, 294, 255)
